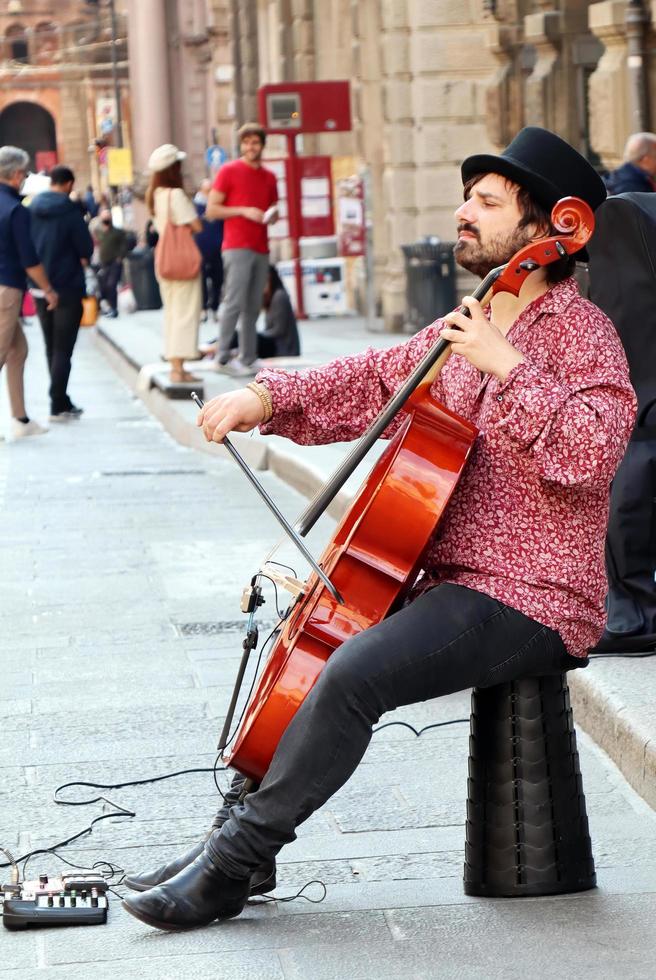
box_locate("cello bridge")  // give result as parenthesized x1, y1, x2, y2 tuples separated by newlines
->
(260, 563, 306, 599)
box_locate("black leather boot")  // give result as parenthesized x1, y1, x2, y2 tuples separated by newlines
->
(122, 850, 250, 931)
(124, 840, 276, 897)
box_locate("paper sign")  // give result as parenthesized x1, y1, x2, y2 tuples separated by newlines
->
(301, 177, 330, 197)
(107, 147, 133, 185)
(339, 197, 363, 225)
(301, 197, 331, 217)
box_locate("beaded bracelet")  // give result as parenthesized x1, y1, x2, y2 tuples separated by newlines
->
(246, 381, 273, 423)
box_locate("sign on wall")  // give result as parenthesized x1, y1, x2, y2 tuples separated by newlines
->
(107, 147, 133, 185)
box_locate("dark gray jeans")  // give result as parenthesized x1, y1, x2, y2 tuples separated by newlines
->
(216, 248, 269, 366)
(206, 584, 579, 878)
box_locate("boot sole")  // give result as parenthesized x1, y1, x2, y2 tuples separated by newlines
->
(122, 897, 243, 932)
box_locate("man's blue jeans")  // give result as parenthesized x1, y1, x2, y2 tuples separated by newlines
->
(206, 583, 580, 878)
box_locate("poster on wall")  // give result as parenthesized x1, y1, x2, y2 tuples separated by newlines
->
(336, 175, 365, 257)
(96, 97, 117, 137)
(107, 147, 133, 185)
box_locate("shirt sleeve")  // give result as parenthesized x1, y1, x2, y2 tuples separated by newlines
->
(72, 212, 94, 261)
(489, 310, 637, 488)
(12, 206, 39, 269)
(170, 188, 197, 226)
(255, 320, 447, 446)
(213, 166, 231, 197)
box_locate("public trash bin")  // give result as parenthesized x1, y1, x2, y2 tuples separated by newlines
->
(401, 238, 456, 331)
(126, 247, 162, 310)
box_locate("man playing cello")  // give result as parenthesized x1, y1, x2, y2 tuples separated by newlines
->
(123, 128, 636, 931)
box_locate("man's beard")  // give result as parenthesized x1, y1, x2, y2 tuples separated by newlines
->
(453, 224, 533, 279)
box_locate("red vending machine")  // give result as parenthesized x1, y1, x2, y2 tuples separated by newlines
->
(258, 81, 352, 317)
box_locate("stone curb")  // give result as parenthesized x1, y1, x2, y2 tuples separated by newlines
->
(94, 324, 654, 810)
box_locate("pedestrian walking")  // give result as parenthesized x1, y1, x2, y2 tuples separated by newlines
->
(94, 209, 128, 318)
(605, 132, 656, 194)
(0, 145, 56, 440)
(194, 178, 224, 323)
(84, 184, 99, 220)
(207, 122, 278, 376)
(146, 143, 203, 384)
(29, 165, 94, 421)
(124, 128, 637, 932)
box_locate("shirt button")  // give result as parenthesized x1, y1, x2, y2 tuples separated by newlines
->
(497, 394, 504, 402)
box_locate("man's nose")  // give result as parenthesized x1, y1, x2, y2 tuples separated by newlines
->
(455, 200, 473, 222)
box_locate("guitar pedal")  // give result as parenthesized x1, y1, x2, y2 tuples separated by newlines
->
(1, 873, 109, 929)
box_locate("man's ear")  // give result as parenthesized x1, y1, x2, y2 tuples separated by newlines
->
(528, 219, 551, 244)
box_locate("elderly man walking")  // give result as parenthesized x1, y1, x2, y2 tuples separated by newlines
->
(605, 132, 656, 194)
(0, 146, 57, 440)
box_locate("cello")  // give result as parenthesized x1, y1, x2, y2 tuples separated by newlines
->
(200, 196, 594, 784)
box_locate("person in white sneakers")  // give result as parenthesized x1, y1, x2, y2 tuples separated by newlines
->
(206, 123, 278, 377)
(0, 146, 56, 440)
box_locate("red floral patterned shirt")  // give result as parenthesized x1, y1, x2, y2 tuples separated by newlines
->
(256, 278, 637, 656)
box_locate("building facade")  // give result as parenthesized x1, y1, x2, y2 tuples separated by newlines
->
(0, 0, 128, 189)
(126, 0, 656, 329)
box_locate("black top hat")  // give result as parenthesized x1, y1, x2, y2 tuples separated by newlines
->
(461, 128, 607, 255)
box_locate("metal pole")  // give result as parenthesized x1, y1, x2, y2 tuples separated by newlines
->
(362, 166, 377, 332)
(108, 0, 124, 148)
(286, 133, 307, 319)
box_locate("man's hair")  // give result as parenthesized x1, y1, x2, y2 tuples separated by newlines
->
(463, 174, 575, 284)
(0, 145, 29, 180)
(238, 122, 266, 146)
(623, 132, 656, 164)
(50, 165, 75, 185)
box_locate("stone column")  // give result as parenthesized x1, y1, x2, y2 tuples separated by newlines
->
(523, 4, 563, 131)
(483, 15, 524, 150)
(59, 72, 91, 182)
(351, 0, 386, 310)
(290, 0, 315, 81)
(173, 0, 213, 184)
(378, 0, 414, 331)
(588, 1, 629, 168)
(208, 0, 237, 153)
(127, 0, 171, 175)
(625, 0, 651, 131)
(231, 0, 260, 133)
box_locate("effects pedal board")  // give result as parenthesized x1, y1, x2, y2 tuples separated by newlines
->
(1, 873, 109, 929)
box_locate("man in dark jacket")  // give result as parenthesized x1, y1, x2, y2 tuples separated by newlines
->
(93, 208, 128, 318)
(30, 165, 94, 421)
(605, 132, 656, 194)
(194, 178, 224, 322)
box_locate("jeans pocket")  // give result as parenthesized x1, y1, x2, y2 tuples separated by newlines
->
(479, 625, 564, 688)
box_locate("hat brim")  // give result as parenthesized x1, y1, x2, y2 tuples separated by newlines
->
(148, 149, 188, 172)
(461, 153, 589, 260)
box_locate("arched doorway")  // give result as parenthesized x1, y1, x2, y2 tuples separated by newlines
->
(0, 102, 57, 169)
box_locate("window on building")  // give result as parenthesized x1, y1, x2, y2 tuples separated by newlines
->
(7, 23, 28, 63)
(34, 21, 58, 64)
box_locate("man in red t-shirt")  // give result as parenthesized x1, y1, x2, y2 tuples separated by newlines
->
(206, 123, 278, 376)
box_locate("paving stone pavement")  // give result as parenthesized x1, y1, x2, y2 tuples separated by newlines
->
(1, 324, 655, 979)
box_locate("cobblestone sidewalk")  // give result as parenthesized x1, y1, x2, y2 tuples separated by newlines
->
(1, 327, 655, 979)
